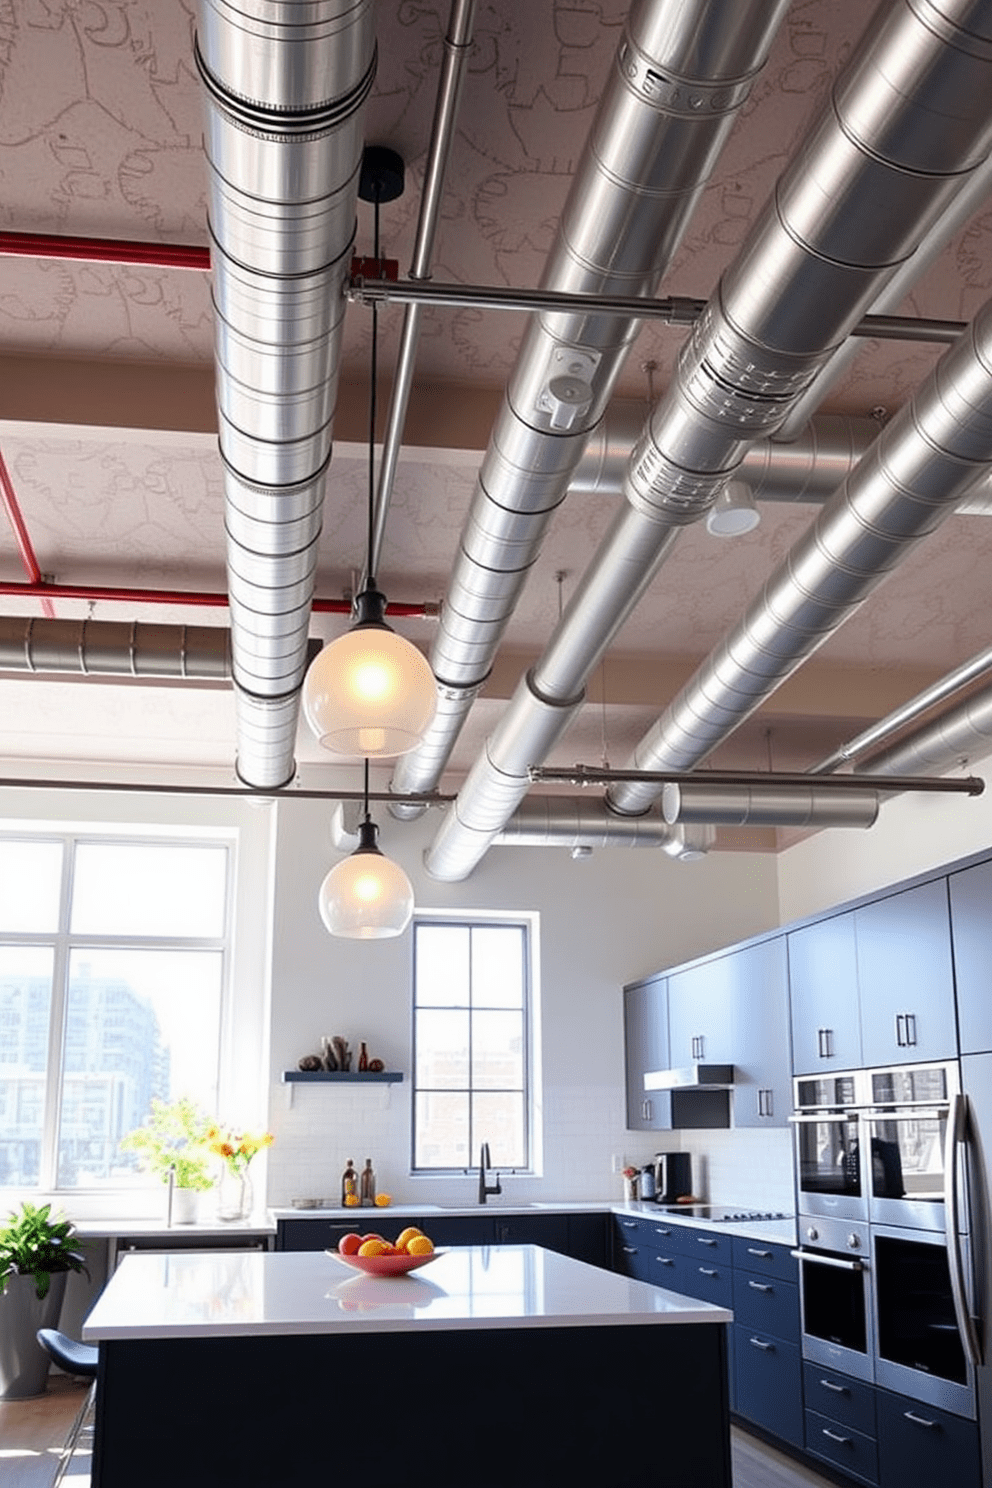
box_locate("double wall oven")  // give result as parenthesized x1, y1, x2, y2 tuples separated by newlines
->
(792, 1062, 983, 1416)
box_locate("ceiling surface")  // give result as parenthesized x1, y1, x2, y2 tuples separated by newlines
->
(2, 1, 992, 843)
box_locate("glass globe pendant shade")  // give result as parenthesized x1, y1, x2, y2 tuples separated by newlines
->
(318, 819, 414, 939)
(303, 585, 437, 758)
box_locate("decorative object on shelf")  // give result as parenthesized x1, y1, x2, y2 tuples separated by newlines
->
(120, 1097, 214, 1219)
(0, 1202, 87, 1400)
(622, 1165, 640, 1202)
(367, 1057, 385, 1073)
(317, 762, 414, 939)
(341, 1159, 359, 1207)
(360, 1157, 376, 1206)
(301, 148, 436, 763)
(208, 1125, 274, 1223)
(319, 1034, 351, 1072)
(298, 1054, 322, 1072)
(358, 1041, 369, 1072)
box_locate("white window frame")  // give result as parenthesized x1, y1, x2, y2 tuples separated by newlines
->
(410, 911, 539, 1175)
(0, 827, 236, 1198)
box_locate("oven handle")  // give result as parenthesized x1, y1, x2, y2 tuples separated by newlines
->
(789, 1111, 864, 1123)
(945, 1092, 983, 1368)
(791, 1249, 864, 1272)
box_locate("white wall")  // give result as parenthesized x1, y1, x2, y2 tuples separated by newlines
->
(265, 796, 782, 1207)
(777, 751, 992, 923)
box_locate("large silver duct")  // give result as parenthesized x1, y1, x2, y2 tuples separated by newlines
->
(0, 617, 230, 679)
(860, 679, 992, 778)
(608, 293, 992, 816)
(389, 0, 791, 816)
(195, 0, 376, 787)
(425, 0, 992, 882)
(661, 781, 880, 830)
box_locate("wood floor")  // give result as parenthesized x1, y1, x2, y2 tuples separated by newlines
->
(1, 1382, 841, 1488)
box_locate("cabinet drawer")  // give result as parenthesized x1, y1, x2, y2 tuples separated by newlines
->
(677, 1254, 734, 1309)
(732, 1272, 799, 1344)
(642, 1220, 695, 1255)
(733, 1327, 803, 1448)
(680, 1226, 733, 1264)
(805, 1409, 879, 1486)
(877, 1389, 981, 1488)
(731, 1235, 797, 1283)
(276, 1216, 423, 1251)
(803, 1362, 877, 1437)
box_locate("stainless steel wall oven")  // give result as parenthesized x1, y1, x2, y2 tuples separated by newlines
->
(793, 1215, 873, 1383)
(793, 1071, 868, 1223)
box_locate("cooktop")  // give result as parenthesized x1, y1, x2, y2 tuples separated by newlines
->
(653, 1205, 789, 1222)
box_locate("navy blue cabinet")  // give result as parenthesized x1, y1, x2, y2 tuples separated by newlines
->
(948, 859, 992, 1055)
(788, 912, 863, 1074)
(876, 1389, 980, 1488)
(731, 1240, 803, 1449)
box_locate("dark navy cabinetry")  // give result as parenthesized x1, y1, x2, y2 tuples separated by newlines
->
(876, 1389, 981, 1488)
(278, 1211, 610, 1269)
(731, 1239, 803, 1449)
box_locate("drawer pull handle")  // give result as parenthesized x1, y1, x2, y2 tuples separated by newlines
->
(698, 1237, 718, 1247)
(655, 1257, 674, 1266)
(822, 1429, 851, 1446)
(654, 1227, 671, 1236)
(747, 1280, 772, 1292)
(819, 1378, 849, 1395)
(622, 1246, 638, 1255)
(699, 1266, 719, 1277)
(748, 1337, 774, 1351)
(904, 1411, 938, 1430)
(621, 1220, 637, 1229)
(746, 1248, 772, 1259)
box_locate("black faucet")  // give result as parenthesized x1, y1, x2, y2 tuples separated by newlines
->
(478, 1141, 502, 1204)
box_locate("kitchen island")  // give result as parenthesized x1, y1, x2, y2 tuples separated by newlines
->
(83, 1243, 733, 1487)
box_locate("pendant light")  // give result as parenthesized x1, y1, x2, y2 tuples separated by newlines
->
(318, 762, 414, 938)
(303, 147, 437, 759)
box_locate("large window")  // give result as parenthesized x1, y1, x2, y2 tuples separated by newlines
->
(0, 834, 231, 1192)
(412, 917, 532, 1172)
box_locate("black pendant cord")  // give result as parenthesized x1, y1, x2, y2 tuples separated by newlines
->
(363, 758, 371, 827)
(366, 193, 381, 591)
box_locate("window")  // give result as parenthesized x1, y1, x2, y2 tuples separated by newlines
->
(412, 917, 533, 1172)
(0, 833, 231, 1192)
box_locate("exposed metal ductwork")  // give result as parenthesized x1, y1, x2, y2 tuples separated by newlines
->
(661, 781, 880, 831)
(195, 0, 376, 788)
(425, 0, 992, 881)
(0, 617, 230, 679)
(389, 0, 791, 817)
(860, 679, 992, 778)
(495, 795, 690, 851)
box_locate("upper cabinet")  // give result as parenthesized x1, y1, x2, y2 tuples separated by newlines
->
(623, 975, 672, 1131)
(788, 912, 863, 1075)
(854, 880, 957, 1067)
(668, 958, 734, 1068)
(730, 938, 792, 1127)
(948, 860, 992, 1055)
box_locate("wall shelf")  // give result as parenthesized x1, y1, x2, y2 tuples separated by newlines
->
(281, 1070, 403, 1084)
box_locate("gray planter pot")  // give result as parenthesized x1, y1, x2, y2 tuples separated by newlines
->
(0, 1270, 68, 1399)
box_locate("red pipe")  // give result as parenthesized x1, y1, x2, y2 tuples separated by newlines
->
(0, 231, 211, 272)
(0, 579, 437, 619)
(0, 452, 56, 618)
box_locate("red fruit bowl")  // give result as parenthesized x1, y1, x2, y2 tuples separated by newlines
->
(330, 1249, 441, 1277)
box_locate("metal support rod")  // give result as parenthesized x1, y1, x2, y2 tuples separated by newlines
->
(812, 643, 992, 772)
(528, 764, 983, 795)
(368, 0, 476, 579)
(0, 776, 454, 804)
(0, 450, 54, 619)
(350, 277, 966, 345)
(0, 579, 438, 617)
(0, 230, 211, 271)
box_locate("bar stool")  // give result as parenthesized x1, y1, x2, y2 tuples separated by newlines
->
(36, 1330, 98, 1487)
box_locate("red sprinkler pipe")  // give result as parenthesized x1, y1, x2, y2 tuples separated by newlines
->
(0, 578, 437, 619)
(0, 231, 211, 272)
(0, 451, 56, 618)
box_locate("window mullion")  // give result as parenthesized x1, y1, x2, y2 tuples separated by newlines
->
(38, 836, 77, 1189)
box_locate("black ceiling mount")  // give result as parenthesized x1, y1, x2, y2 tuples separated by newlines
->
(359, 145, 405, 204)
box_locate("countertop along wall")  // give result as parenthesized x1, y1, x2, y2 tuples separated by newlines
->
(267, 791, 781, 1210)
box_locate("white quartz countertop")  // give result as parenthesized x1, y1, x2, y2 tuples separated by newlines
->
(82, 1243, 732, 1341)
(75, 1216, 276, 1240)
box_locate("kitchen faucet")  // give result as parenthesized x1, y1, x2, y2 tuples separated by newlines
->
(478, 1142, 502, 1204)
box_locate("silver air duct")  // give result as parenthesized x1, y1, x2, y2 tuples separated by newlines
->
(195, 0, 376, 787)
(608, 293, 992, 816)
(426, 0, 992, 881)
(0, 617, 231, 679)
(495, 796, 682, 850)
(860, 680, 992, 778)
(661, 782, 879, 830)
(389, 0, 791, 817)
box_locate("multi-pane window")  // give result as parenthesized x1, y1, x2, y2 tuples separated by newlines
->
(0, 834, 230, 1192)
(412, 917, 532, 1172)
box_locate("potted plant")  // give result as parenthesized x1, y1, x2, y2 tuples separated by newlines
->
(121, 1097, 214, 1223)
(0, 1202, 88, 1400)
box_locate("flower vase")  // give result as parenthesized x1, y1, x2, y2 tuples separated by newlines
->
(217, 1166, 253, 1222)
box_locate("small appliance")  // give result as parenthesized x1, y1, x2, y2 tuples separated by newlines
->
(653, 1151, 693, 1204)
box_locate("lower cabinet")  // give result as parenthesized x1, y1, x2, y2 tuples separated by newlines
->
(275, 1215, 427, 1250)
(876, 1389, 981, 1488)
(803, 1364, 879, 1485)
(731, 1242, 803, 1449)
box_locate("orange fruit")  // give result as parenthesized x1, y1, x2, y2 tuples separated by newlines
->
(358, 1238, 390, 1257)
(360, 1233, 384, 1246)
(406, 1235, 434, 1256)
(374, 1193, 392, 1207)
(395, 1226, 423, 1251)
(337, 1232, 362, 1256)
(343, 1194, 360, 1207)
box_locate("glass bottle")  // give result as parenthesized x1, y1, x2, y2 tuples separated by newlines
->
(360, 1158, 376, 1206)
(341, 1158, 358, 1206)
(358, 1041, 369, 1072)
